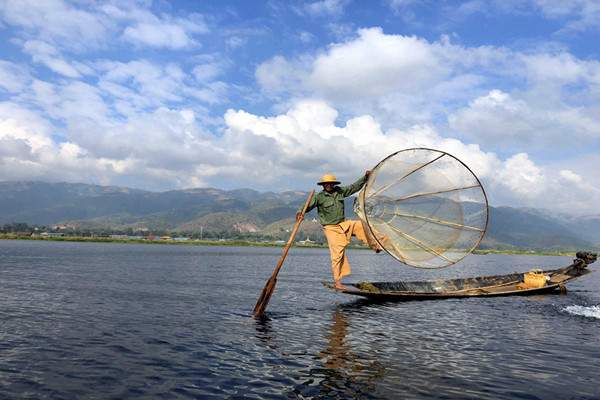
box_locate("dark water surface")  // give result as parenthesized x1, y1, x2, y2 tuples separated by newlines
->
(1, 240, 599, 399)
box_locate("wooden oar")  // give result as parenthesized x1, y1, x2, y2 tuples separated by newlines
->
(253, 190, 315, 318)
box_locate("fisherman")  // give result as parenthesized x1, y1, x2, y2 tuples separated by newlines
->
(296, 172, 383, 290)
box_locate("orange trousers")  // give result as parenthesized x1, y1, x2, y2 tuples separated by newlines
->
(323, 220, 378, 281)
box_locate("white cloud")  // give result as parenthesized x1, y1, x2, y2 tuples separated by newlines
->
(27, 79, 109, 124)
(298, 31, 315, 43)
(309, 28, 448, 99)
(521, 52, 596, 85)
(23, 40, 86, 78)
(255, 56, 307, 94)
(0, 0, 110, 50)
(255, 28, 515, 127)
(0, 101, 216, 189)
(496, 153, 545, 198)
(96, 59, 227, 108)
(0, 102, 96, 183)
(224, 100, 505, 193)
(97, 60, 186, 106)
(0, 60, 30, 92)
(326, 22, 355, 40)
(0, 102, 54, 151)
(449, 89, 600, 145)
(226, 36, 247, 49)
(122, 19, 201, 49)
(221, 100, 600, 212)
(0, 1, 209, 52)
(1, 95, 599, 212)
(303, 0, 349, 16)
(193, 62, 224, 82)
(186, 81, 228, 105)
(255, 27, 600, 150)
(559, 169, 583, 183)
(533, 0, 600, 31)
(103, 3, 208, 49)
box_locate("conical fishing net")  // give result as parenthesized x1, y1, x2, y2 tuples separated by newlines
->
(356, 148, 488, 269)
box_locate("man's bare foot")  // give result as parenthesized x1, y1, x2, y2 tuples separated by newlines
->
(334, 281, 349, 290)
(373, 235, 389, 253)
(372, 243, 384, 253)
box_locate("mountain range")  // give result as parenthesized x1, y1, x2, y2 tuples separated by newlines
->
(1, 181, 598, 250)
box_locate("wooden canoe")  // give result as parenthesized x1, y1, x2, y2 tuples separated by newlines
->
(323, 251, 597, 301)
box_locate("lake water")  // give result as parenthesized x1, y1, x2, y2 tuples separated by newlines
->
(1, 240, 599, 399)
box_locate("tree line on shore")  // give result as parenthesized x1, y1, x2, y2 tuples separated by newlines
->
(0, 222, 300, 243)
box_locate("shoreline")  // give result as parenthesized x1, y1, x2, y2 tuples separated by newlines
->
(0, 234, 582, 256)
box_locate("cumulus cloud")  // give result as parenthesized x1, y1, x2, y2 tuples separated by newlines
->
(255, 27, 600, 152)
(0, 101, 214, 189)
(256, 28, 515, 127)
(449, 89, 600, 145)
(221, 100, 600, 212)
(496, 153, 545, 197)
(0, 102, 92, 182)
(309, 28, 448, 98)
(1, 92, 599, 211)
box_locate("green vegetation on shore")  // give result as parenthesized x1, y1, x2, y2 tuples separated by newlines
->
(0, 233, 285, 247)
(0, 233, 583, 256)
(472, 248, 577, 257)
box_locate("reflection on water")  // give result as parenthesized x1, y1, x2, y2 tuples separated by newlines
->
(254, 305, 386, 399)
(316, 308, 385, 399)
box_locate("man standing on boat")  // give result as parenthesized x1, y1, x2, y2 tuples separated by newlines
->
(296, 172, 383, 290)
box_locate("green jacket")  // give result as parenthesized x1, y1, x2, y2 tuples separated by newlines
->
(300, 175, 367, 225)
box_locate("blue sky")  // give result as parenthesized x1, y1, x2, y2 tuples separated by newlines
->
(0, 0, 599, 213)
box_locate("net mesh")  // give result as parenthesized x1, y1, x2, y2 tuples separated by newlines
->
(356, 148, 488, 269)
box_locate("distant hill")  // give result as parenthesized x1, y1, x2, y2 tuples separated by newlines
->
(0, 181, 597, 250)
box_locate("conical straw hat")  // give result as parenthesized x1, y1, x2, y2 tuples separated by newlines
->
(318, 174, 340, 185)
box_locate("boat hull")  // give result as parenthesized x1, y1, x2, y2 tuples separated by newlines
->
(324, 255, 595, 301)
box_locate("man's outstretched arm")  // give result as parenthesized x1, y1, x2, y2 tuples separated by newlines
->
(340, 170, 371, 197)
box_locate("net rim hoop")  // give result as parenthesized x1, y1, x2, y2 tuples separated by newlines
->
(361, 147, 489, 269)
